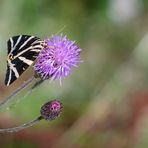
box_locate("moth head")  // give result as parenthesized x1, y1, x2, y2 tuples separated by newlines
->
(7, 54, 14, 61)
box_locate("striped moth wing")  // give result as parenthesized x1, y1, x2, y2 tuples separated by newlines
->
(5, 35, 44, 86)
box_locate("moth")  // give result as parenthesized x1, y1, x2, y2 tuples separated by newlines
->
(5, 35, 46, 86)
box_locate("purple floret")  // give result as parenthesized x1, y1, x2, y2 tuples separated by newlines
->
(34, 35, 81, 81)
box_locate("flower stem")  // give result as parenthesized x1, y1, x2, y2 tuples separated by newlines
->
(0, 76, 35, 110)
(0, 116, 43, 133)
(13, 79, 44, 107)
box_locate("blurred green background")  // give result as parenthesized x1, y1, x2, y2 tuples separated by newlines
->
(0, 0, 148, 147)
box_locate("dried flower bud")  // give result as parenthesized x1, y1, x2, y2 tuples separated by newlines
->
(40, 100, 62, 120)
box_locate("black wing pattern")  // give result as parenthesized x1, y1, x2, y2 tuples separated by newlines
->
(5, 35, 43, 86)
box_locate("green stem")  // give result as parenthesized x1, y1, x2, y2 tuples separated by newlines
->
(0, 116, 43, 133)
(0, 76, 35, 110)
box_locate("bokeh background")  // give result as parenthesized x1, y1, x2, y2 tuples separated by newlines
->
(0, 0, 148, 147)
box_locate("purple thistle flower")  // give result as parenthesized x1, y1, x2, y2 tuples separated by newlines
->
(34, 35, 81, 81)
(40, 100, 63, 120)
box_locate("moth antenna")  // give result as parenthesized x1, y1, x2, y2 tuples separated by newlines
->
(45, 25, 67, 39)
(55, 25, 67, 36)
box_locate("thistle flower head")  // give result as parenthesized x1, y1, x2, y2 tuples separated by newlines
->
(34, 35, 81, 81)
(40, 100, 62, 120)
